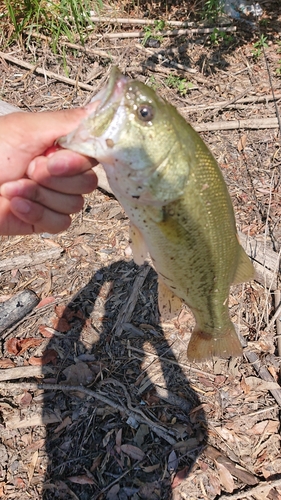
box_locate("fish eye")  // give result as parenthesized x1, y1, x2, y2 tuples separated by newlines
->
(137, 105, 154, 122)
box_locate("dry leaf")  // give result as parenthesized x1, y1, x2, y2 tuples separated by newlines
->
(168, 450, 178, 473)
(28, 450, 38, 484)
(5, 338, 43, 356)
(52, 317, 71, 332)
(67, 475, 95, 485)
(63, 362, 95, 386)
(106, 484, 120, 500)
(237, 134, 247, 152)
(120, 444, 145, 461)
(0, 358, 15, 368)
(172, 466, 190, 488)
(115, 428, 122, 453)
(36, 296, 56, 308)
(38, 325, 56, 338)
(19, 391, 33, 407)
(54, 416, 72, 433)
(216, 461, 234, 493)
(244, 376, 280, 392)
(29, 349, 58, 366)
(14, 477, 25, 489)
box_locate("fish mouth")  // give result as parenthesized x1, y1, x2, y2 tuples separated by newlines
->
(89, 66, 129, 117)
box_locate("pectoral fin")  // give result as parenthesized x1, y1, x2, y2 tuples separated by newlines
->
(158, 278, 183, 321)
(129, 223, 148, 265)
(232, 244, 255, 285)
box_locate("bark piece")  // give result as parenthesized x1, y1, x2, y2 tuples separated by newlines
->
(0, 290, 39, 334)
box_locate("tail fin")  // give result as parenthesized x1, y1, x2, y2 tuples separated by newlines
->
(186, 324, 242, 362)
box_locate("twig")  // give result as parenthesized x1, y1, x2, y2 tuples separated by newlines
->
(127, 345, 217, 379)
(218, 477, 281, 500)
(29, 32, 112, 59)
(0, 290, 39, 333)
(274, 290, 281, 356)
(0, 247, 63, 272)
(114, 264, 151, 336)
(87, 26, 236, 40)
(0, 366, 54, 381)
(193, 117, 279, 132)
(0, 51, 97, 92)
(89, 17, 231, 28)
(244, 350, 281, 406)
(179, 93, 281, 112)
(0, 381, 177, 444)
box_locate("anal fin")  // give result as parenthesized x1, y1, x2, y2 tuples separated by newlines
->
(232, 241, 255, 285)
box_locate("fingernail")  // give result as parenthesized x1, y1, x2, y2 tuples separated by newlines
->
(12, 198, 31, 214)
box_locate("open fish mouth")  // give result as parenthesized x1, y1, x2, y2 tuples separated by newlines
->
(93, 66, 128, 113)
(58, 67, 129, 152)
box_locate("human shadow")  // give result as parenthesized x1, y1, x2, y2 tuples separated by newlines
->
(42, 259, 207, 500)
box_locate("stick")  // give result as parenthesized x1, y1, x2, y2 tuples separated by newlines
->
(0, 290, 39, 334)
(0, 247, 63, 272)
(193, 117, 279, 131)
(218, 478, 281, 500)
(89, 17, 231, 28)
(244, 350, 281, 406)
(0, 51, 97, 92)
(179, 93, 281, 112)
(87, 26, 237, 40)
(0, 365, 54, 381)
(114, 264, 151, 337)
(29, 32, 112, 59)
(274, 290, 281, 356)
(0, 381, 177, 444)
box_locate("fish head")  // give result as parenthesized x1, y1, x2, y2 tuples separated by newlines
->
(59, 67, 187, 204)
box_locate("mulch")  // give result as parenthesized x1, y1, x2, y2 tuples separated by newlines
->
(0, 1, 281, 499)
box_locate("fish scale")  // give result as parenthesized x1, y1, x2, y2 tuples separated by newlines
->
(59, 66, 255, 362)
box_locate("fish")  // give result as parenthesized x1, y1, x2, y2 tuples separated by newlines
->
(58, 66, 255, 362)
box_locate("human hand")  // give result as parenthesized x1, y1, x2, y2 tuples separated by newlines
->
(0, 108, 98, 235)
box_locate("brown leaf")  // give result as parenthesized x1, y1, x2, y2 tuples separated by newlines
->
(54, 416, 72, 434)
(0, 358, 15, 368)
(216, 461, 234, 493)
(106, 484, 120, 500)
(172, 466, 190, 488)
(29, 349, 58, 366)
(38, 325, 56, 338)
(36, 296, 56, 308)
(14, 477, 25, 489)
(52, 317, 71, 332)
(237, 134, 247, 152)
(120, 444, 145, 461)
(19, 391, 33, 407)
(67, 475, 95, 485)
(27, 450, 38, 484)
(63, 362, 95, 386)
(5, 338, 43, 356)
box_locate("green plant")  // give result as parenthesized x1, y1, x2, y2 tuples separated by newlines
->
(165, 75, 193, 96)
(252, 34, 268, 59)
(203, 0, 223, 21)
(142, 19, 165, 46)
(3, 0, 103, 49)
(209, 28, 234, 46)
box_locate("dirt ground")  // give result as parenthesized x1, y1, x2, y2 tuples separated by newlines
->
(0, 1, 281, 499)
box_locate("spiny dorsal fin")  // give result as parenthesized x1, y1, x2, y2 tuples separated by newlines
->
(129, 223, 148, 265)
(158, 278, 183, 321)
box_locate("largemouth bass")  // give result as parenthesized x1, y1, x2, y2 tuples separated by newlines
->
(59, 67, 254, 362)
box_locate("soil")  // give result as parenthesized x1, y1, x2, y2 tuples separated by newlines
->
(0, 1, 281, 499)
